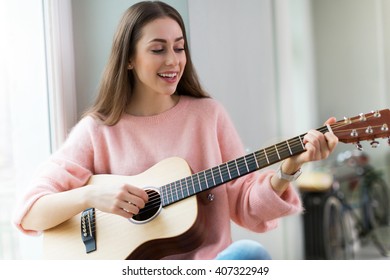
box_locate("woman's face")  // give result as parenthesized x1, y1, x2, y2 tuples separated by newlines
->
(130, 17, 187, 99)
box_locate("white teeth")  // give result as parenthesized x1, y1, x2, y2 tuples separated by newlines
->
(158, 73, 177, 78)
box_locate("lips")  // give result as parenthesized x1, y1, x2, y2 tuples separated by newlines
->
(157, 72, 179, 83)
(158, 72, 177, 78)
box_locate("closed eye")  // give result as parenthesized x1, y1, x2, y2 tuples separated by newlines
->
(175, 48, 185, 53)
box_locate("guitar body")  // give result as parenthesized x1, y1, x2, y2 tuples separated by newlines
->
(43, 157, 206, 260)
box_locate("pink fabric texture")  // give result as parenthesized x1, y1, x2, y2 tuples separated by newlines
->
(14, 96, 302, 259)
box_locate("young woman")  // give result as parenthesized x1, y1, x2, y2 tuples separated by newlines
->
(14, 1, 338, 260)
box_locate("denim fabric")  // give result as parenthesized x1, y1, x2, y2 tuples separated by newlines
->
(215, 239, 272, 260)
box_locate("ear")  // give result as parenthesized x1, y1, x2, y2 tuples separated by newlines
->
(128, 58, 134, 70)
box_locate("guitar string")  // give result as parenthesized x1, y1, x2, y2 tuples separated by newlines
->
(86, 120, 388, 229)
(125, 126, 329, 213)
(131, 124, 339, 212)
(84, 135, 311, 227)
(87, 115, 386, 223)
(127, 118, 384, 213)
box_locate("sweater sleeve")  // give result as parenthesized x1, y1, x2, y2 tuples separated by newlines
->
(215, 105, 303, 233)
(13, 117, 96, 235)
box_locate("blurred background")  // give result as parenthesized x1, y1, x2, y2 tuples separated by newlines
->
(1, 0, 389, 259)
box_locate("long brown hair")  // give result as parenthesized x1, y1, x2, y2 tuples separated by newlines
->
(84, 1, 209, 125)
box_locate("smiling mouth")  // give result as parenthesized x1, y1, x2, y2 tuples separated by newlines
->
(157, 72, 178, 78)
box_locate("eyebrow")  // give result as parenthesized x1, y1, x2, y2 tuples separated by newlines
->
(148, 36, 184, 44)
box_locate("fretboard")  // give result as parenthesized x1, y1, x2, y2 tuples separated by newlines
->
(160, 125, 330, 207)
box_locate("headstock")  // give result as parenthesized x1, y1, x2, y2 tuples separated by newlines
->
(331, 109, 390, 149)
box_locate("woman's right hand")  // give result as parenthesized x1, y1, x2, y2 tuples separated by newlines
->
(87, 183, 149, 219)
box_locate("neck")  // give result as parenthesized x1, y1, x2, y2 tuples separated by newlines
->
(126, 93, 179, 116)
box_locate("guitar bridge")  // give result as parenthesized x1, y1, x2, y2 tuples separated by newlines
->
(81, 208, 96, 253)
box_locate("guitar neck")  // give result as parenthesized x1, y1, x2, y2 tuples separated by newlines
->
(160, 125, 330, 207)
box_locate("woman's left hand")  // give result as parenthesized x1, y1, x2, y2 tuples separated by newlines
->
(270, 117, 339, 194)
(291, 117, 339, 167)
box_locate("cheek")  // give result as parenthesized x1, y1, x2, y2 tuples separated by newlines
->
(180, 56, 187, 72)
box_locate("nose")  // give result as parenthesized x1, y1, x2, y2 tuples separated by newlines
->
(165, 48, 179, 66)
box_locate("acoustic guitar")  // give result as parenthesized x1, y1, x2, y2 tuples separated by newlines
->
(43, 109, 390, 259)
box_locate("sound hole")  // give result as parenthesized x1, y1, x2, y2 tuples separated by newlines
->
(131, 188, 161, 224)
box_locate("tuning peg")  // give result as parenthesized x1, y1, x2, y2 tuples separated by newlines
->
(388, 137, 390, 146)
(366, 126, 373, 134)
(373, 110, 381, 118)
(350, 129, 358, 137)
(359, 113, 367, 121)
(344, 117, 352, 124)
(355, 142, 363, 151)
(370, 140, 380, 148)
(382, 124, 389, 131)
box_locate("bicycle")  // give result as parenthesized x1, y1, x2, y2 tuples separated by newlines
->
(298, 150, 390, 259)
(324, 150, 389, 259)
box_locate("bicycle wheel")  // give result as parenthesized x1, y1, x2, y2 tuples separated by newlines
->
(323, 195, 356, 259)
(364, 177, 390, 228)
(363, 177, 390, 256)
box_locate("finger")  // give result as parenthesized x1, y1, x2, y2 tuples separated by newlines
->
(117, 200, 140, 215)
(324, 117, 337, 125)
(125, 185, 149, 202)
(304, 130, 328, 160)
(304, 130, 323, 150)
(126, 193, 146, 209)
(324, 131, 339, 152)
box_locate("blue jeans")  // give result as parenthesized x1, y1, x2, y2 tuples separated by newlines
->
(215, 240, 271, 260)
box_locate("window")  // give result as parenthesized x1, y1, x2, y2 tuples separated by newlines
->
(0, 0, 76, 259)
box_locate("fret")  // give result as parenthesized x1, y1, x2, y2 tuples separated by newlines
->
(205, 170, 214, 189)
(298, 135, 305, 150)
(275, 145, 281, 160)
(288, 135, 306, 154)
(245, 153, 259, 171)
(236, 157, 249, 176)
(276, 141, 292, 160)
(199, 171, 208, 190)
(265, 146, 279, 164)
(169, 183, 175, 203)
(203, 171, 208, 188)
(243, 156, 249, 171)
(186, 176, 196, 194)
(227, 160, 239, 179)
(167, 183, 179, 200)
(234, 160, 240, 176)
(191, 174, 201, 193)
(178, 181, 184, 200)
(286, 139, 293, 155)
(161, 185, 168, 206)
(173, 181, 179, 201)
(211, 167, 223, 185)
(179, 178, 188, 197)
(179, 180, 188, 199)
(220, 162, 231, 182)
(263, 149, 270, 164)
(196, 173, 202, 191)
(226, 163, 232, 179)
(255, 150, 269, 168)
(218, 166, 223, 182)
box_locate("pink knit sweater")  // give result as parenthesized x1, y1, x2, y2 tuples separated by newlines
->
(14, 95, 302, 259)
